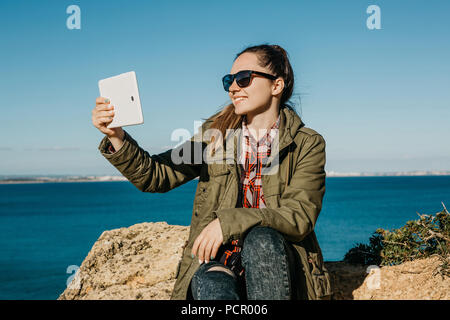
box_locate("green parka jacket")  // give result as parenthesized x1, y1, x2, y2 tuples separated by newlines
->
(98, 105, 333, 300)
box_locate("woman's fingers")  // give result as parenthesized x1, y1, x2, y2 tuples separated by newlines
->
(191, 234, 203, 259)
(203, 238, 216, 264)
(94, 104, 113, 113)
(92, 98, 120, 137)
(204, 238, 221, 263)
(194, 233, 213, 264)
(92, 109, 114, 125)
(96, 96, 110, 104)
(197, 236, 209, 264)
(97, 110, 114, 118)
(98, 116, 113, 124)
(92, 117, 113, 131)
(210, 239, 222, 261)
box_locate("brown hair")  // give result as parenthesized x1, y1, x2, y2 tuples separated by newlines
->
(203, 44, 299, 156)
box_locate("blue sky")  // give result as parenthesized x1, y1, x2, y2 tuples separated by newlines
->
(0, 0, 449, 175)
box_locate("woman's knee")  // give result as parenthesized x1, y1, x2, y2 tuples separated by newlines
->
(192, 262, 222, 284)
(190, 262, 241, 300)
(242, 226, 285, 258)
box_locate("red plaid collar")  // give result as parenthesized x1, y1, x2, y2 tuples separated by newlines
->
(241, 114, 280, 147)
(238, 114, 280, 166)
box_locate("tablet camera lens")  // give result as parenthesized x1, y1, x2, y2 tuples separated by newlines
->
(131, 96, 134, 101)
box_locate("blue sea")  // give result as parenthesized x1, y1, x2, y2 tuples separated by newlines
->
(0, 176, 449, 300)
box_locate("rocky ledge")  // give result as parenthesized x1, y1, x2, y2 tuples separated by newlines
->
(58, 222, 449, 300)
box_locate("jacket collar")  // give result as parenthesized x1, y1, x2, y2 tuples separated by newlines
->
(277, 104, 304, 151)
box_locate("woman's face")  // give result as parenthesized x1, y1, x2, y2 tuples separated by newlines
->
(228, 52, 282, 116)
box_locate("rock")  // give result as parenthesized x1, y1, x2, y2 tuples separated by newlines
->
(58, 222, 450, 300)
(58, 222, 189, 300)
(350, 255, 450, 300)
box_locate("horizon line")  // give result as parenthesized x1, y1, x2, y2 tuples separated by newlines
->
(1, 170, 450, 182)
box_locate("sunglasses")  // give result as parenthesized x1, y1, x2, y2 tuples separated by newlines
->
(222, 70, 277, 92)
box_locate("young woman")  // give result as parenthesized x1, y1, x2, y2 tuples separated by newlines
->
(91, 44, 332, 300)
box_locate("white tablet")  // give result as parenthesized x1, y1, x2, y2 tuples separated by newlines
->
(98, 71, 144, 128)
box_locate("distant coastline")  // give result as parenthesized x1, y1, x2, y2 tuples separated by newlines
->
(325, 170, 450, 177)
(0, 175, 128, 184)
(1, 170, 450, 184)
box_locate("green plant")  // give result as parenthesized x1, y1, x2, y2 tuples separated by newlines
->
(344, 202, 450, 277)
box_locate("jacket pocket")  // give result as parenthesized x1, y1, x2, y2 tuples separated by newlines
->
(208, 164, 230, 176)
(208, 164, 231, 185)
(307, 252, 332, 299)
(262, 183, 282, 208)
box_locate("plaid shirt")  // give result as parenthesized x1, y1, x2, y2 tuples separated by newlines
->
(219, 114, 281, 277)
(238, 114, 280, 208)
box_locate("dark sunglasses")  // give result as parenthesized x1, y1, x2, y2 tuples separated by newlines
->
(222, 70, 277, 92)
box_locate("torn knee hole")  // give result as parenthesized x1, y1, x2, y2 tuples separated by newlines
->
(206, 266, 235, 278)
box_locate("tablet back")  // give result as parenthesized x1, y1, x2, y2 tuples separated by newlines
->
(98, 71, 144, 128)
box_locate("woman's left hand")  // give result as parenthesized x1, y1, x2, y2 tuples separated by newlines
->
(191, 218, 223, 264)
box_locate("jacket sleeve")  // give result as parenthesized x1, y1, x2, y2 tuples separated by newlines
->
(214, 133, 326, 244)
(98, 128, 206, 193)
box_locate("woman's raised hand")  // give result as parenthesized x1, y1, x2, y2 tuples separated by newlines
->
(92, 96, 124, 138)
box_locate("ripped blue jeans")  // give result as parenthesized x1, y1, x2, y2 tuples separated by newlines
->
(190, 226, 299, 300)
